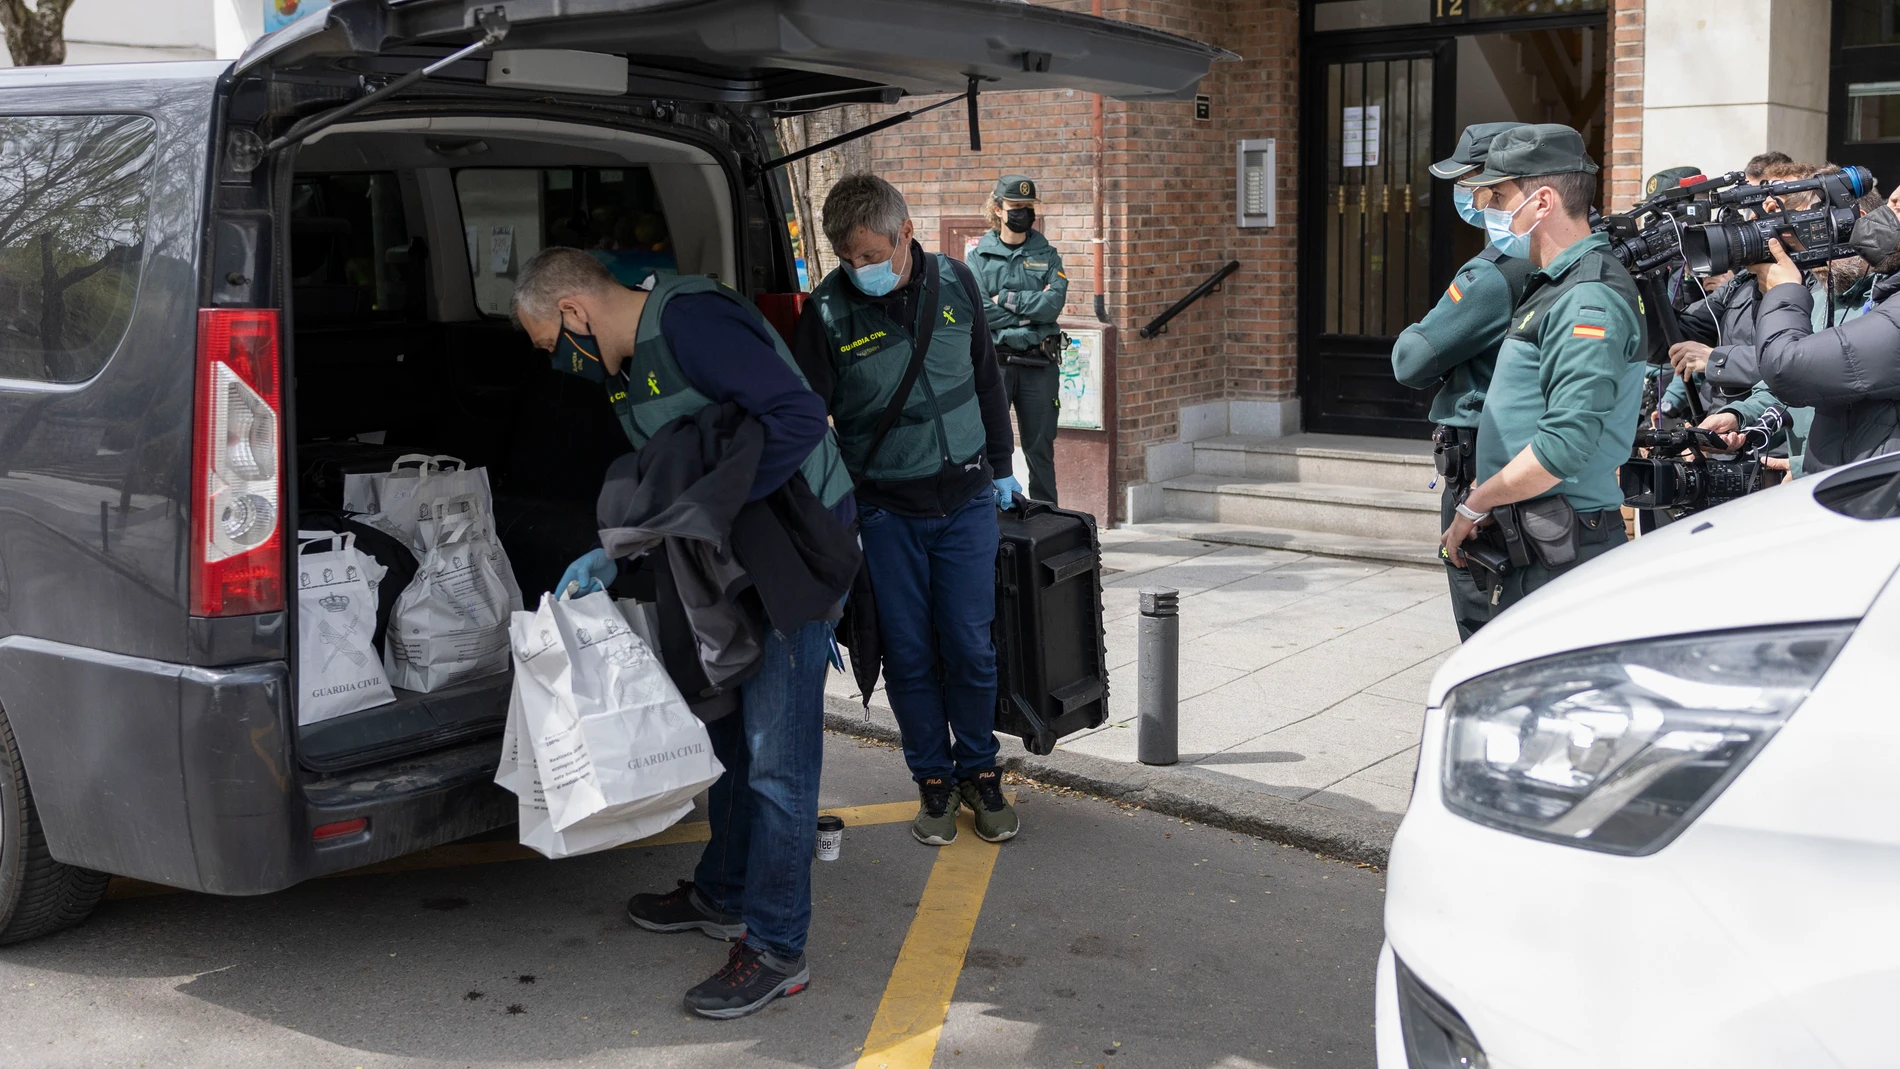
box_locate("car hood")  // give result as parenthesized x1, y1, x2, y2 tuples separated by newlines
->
(1428, 473, 1900, 706)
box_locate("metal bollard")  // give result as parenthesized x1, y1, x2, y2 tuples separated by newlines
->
(1138, 587, 1180, 766)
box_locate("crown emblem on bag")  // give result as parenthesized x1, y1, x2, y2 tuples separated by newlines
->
(319, 593, 351, 613)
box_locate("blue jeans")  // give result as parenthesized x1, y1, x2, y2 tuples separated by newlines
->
(692, 620, 831, 960)
(859, 492, 1001, 783)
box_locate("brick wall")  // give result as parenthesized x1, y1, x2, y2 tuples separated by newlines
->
(1606, 0, 1646, 209)
(841, 0, 1301, 519)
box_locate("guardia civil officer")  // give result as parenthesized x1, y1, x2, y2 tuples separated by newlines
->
(790, 174, 1023, 848)
(1440, 125, 1646, 610)
(970, 174, 1069, 504)
(1391, 121, 1529, 640)
(514, 248, 853, 1020)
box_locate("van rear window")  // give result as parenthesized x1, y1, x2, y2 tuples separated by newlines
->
(454, 167, 676, 317)
(0, 113, 155, 384)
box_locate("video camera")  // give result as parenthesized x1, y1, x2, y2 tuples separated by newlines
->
(1683, 166, 1876, 275)
(1620, 405, 1791, 514)
(1599, 170, 1739, 279)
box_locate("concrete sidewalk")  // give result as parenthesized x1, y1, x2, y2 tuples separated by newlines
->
(824, 529, 1459, 863)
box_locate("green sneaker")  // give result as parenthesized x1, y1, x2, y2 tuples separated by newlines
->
(911, 777, 958, 846)
(958, 770, 1019, 843)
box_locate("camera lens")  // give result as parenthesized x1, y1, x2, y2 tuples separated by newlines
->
(1684, 221, 1767, 276)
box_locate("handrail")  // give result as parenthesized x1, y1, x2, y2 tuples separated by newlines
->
(1139, 260, 1240, 339)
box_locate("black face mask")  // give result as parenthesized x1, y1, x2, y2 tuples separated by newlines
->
(1852, 204, 1900, 268)
(1004, 207, 1035, 234)
(550, 317, 609, 384)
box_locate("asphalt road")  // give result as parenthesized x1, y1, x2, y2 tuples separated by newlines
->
(0, 733, 1388, 1069)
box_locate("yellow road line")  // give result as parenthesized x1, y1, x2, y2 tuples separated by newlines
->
(105, 800, 923, 901)
(855, 810, 1002, 1069)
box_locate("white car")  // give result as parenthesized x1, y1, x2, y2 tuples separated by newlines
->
(1376, 456, 1900, 1069)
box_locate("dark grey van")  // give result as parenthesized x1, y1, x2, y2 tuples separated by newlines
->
(0, 0, 1221, 943)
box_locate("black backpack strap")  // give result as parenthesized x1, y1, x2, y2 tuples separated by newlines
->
(1477, 246, 1538, 309)
(863, 251, 941, 470)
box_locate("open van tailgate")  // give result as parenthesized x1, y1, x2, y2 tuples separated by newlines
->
(238, 0, 1232, 103)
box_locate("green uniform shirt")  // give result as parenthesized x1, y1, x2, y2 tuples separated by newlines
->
(1390, 249, 1533, 428)
(969, 229, 1068, 351)
(1476, 232, 1646, 512)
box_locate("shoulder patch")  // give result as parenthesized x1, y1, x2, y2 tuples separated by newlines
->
(1571, 324, 1607, 339)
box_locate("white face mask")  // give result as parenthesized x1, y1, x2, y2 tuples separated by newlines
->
(1482, 187, 1549, 259)
(1453, 185, 1486, 228)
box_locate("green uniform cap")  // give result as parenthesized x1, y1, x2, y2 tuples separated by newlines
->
(994, 174, 1039, 202)
(1430, 122, 1530, 180)
(1644, 166, 1704, 197)
(1464, 124, 1599, 188)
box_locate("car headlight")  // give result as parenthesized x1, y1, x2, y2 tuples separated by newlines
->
(1442, 623, 1853, 855)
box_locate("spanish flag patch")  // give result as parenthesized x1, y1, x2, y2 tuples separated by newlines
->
(1572, 324, 1607, 339)
(1447, 281, 1463, 303)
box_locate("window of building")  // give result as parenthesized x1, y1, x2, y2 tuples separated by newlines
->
(1314, 0, 1430, 32)
(1843, 0, 1900, 45)
(0, 114, 156, 384)
(454, 167, 676, 317)
(1470, 0, 1605, 16)
(1848, 82, 1900, 142)
(290, 172, 415, 323)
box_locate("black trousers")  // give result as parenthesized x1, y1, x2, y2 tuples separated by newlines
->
(1003, 360, 1060, 505)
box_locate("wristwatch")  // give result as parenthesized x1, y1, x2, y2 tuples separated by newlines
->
(1455, 500, 1490, 523)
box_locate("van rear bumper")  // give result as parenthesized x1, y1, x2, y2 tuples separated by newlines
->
(0, 636, 512, 895)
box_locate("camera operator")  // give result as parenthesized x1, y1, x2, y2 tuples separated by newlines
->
(1667, 160, 1865, 477)
(1703, 185, 1900, 471)
(1390, 121, 1529, 640)
(1440, 125, 1645, 611)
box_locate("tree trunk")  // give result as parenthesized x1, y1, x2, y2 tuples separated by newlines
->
(775, 116, 824, 288)
(776, 105, 873, 287)
(37, 231, 68, 380)
(0, 0, 75, 66)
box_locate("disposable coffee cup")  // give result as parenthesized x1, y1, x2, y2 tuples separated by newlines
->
(815, 815, 844, 861)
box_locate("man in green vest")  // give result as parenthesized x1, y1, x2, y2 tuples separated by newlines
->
(1440, 124, 1646, 612)
(1391, 121, 1529, 640)
(970, 173, 1069, 504)
(512, 246, 851, 1020)
(790, 174, 1023, 848)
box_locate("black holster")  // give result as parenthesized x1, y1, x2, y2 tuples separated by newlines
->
(1432, 425, 1478, 495)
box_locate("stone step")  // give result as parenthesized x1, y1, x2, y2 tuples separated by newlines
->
(1191, 433, 1437, 493)
(1159, 474, 1442, 543)
(1127, 520, 1441, 568)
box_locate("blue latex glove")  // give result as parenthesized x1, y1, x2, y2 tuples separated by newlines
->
(557, 547, 618, 597)
(993, 475, 1024, 510)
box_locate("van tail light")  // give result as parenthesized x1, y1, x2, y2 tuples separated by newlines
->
(754, 292, 807, 347)
(190, 308, 283, 617)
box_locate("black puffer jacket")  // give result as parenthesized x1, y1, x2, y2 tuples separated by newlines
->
(1730, 274, 1900, 472)
(1677, 273, 1761, 408)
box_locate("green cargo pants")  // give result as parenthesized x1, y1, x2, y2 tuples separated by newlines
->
(1003, 359, 1060, 505)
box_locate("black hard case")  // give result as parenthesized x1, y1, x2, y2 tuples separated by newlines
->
(992, 498, 1109, 754)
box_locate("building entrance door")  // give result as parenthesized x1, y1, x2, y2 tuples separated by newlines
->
(1299, 3, 1608, 439)
(1300, 43, 1452, 438)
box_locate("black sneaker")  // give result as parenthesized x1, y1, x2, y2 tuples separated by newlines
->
(627, 880, 746, 941)
(684, 942, 810, 1019)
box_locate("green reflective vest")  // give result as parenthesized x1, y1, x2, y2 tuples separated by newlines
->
(607, 273, 851, 508)
(813, 254, 987, 483)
